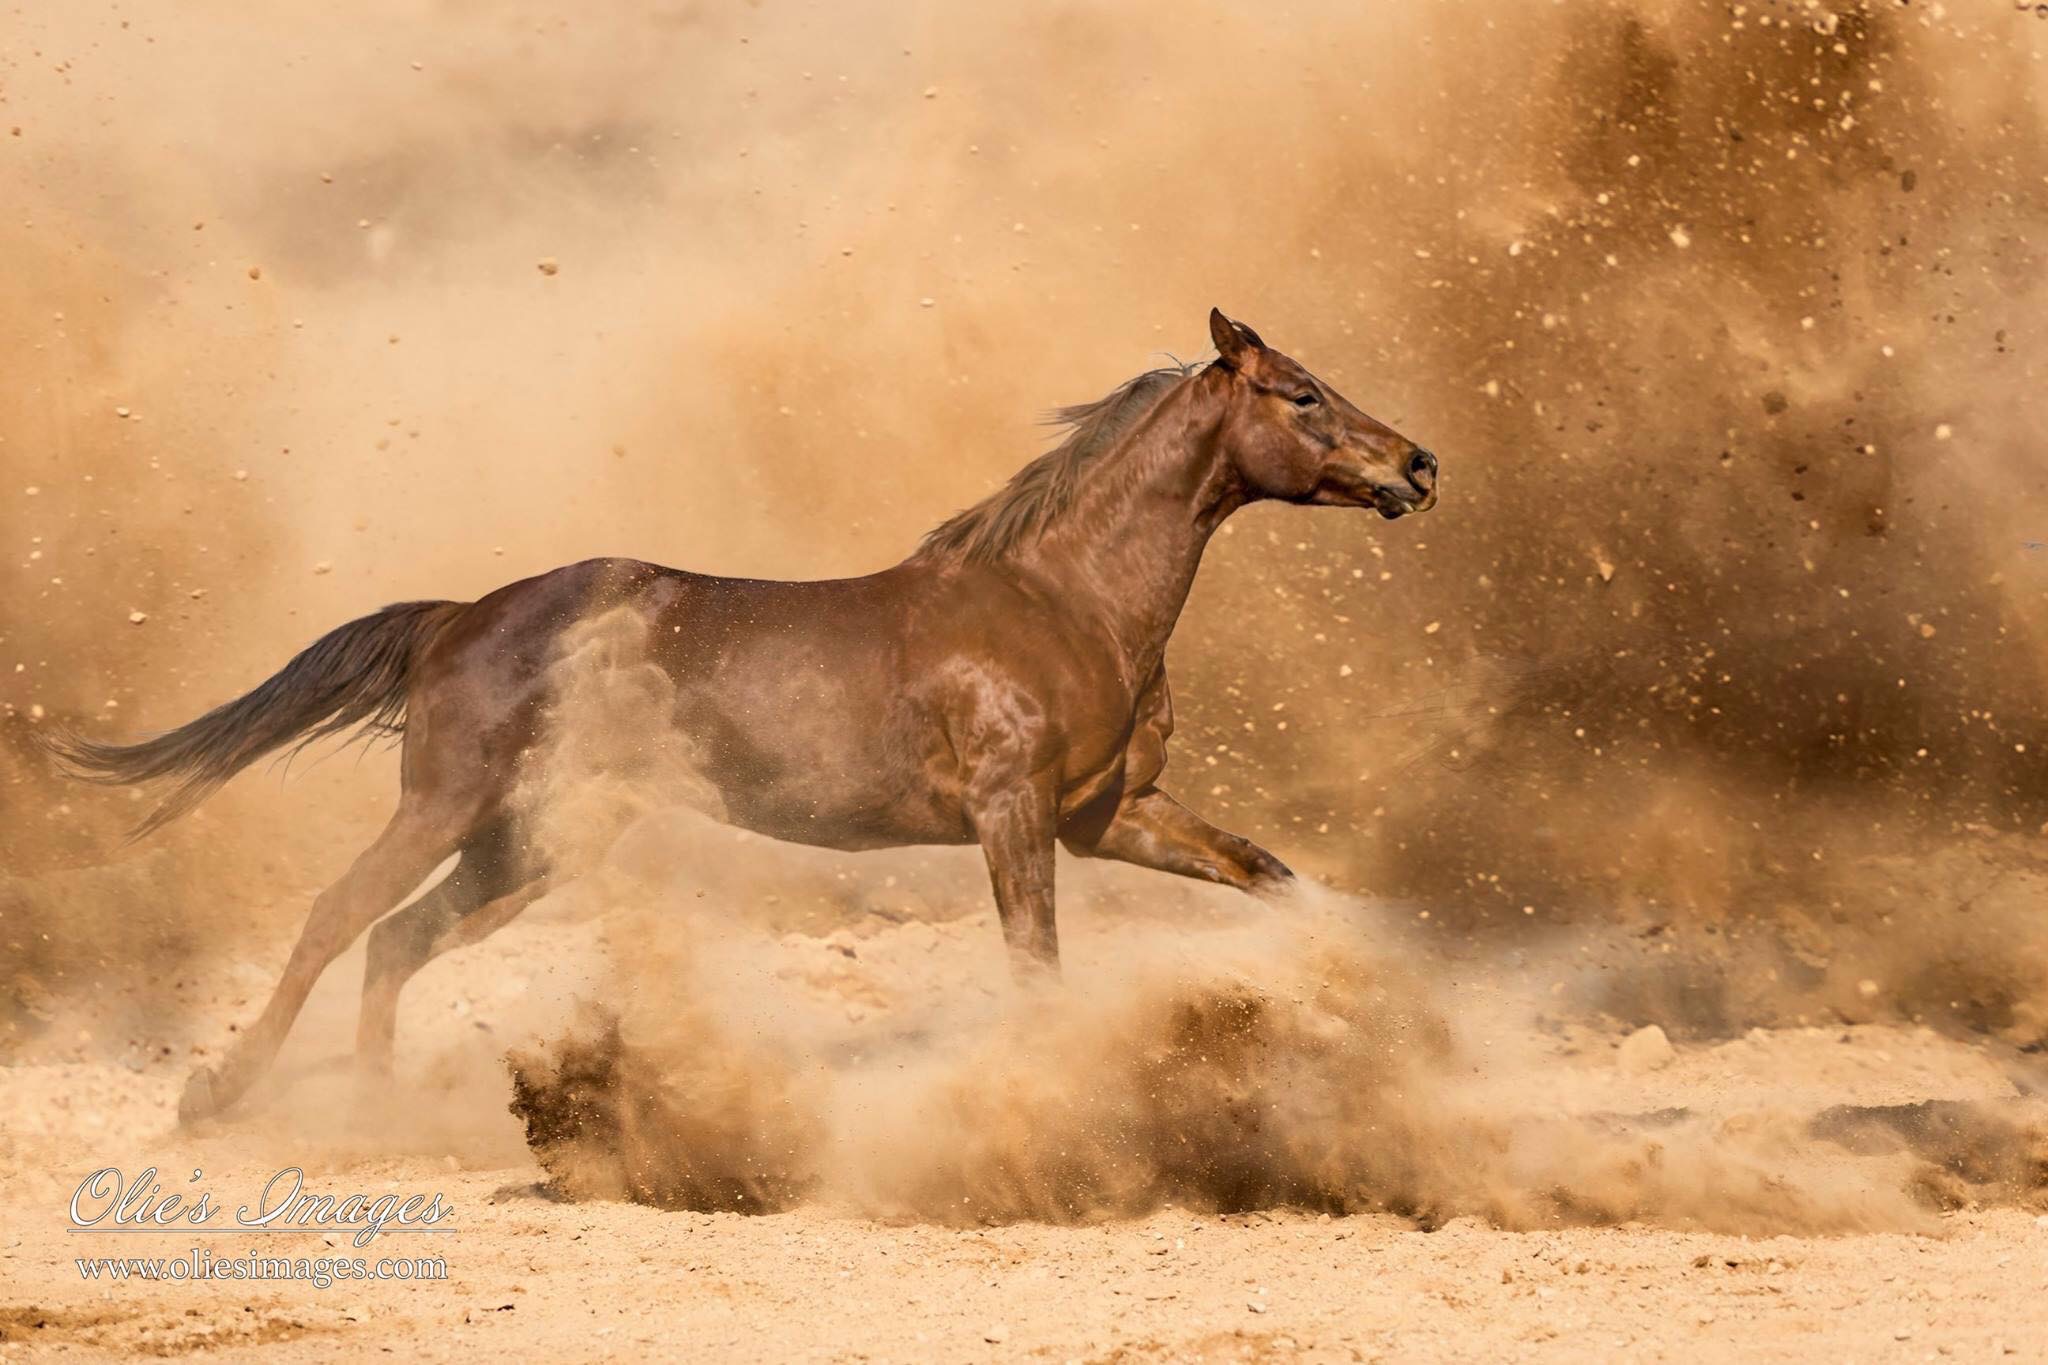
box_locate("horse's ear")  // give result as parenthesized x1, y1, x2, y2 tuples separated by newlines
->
(1209, 308, 1263, 369)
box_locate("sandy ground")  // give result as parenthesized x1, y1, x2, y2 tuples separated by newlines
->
(4, 875, 2046, 1365)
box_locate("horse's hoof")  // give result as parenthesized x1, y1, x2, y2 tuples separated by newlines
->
(1249, 868, 1298, 903)
(177, 1066, 222, 1126)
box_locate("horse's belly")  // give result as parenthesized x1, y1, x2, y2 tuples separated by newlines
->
(708, 771, 972, 852)
(678, 697, 970, 852)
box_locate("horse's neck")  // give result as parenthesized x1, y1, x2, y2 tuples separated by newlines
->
(1019, 379, 1243, 682)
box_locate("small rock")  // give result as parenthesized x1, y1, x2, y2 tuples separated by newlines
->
(983, 1325, 1007, 1343)
(537, 258, 560, 276)
(1617, 1024, 1675, 1074)
(1246, 1301, 1267, 1315)
(127, 610, 147, 625)
(1857, 979, 1880, 999)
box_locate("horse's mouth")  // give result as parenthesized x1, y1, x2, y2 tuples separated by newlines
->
(1317, 471, 1439, 517)
(1373, 486, 1437, 519)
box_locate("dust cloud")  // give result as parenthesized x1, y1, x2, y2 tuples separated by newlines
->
(507, 872, 2010, 1234)
(3, 0, 2048, 1229)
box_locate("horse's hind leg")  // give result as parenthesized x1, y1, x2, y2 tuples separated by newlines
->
(179, 793, 474, 1124)
(356, 818, 552, 1073)
(356, 816, 517, 1072)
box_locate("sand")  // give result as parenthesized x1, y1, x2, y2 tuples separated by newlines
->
(5, 866, 2047, 1363)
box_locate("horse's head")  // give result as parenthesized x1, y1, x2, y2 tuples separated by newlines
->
(1205, 308, 1439, 520)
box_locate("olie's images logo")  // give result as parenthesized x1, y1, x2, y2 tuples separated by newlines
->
(70, 1167, 455, 1249)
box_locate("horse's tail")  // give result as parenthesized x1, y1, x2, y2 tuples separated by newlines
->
(40, 599, 464, 838)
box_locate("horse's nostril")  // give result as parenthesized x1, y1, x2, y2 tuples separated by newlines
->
(1408, 448, 1438, 485)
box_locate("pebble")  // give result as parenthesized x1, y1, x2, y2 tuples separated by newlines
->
(537, 258, 560, 276)
(127, 611, 147, 625)
(1617, 1024, 1675, 1073)
(983, 1324, 1007, 1343)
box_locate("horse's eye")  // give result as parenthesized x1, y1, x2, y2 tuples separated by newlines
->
(1291, 391, 1320, 408)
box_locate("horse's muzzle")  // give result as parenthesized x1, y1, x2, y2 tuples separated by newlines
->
(1376, 448, 1440, 518)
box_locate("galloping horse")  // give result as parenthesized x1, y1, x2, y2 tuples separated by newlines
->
(49, 310, 1440, 1122)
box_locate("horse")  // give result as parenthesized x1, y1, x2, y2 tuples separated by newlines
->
(46, 309, 1441, 1123)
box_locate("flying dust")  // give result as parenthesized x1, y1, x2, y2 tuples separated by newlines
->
(3, 0, 2048, 1242)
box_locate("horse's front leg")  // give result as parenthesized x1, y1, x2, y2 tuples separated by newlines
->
(967, 778, 1061, 975)
(1062, 785, 1294, 897)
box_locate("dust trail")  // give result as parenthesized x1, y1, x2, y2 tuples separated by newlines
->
(509, 878, 1993, 1233)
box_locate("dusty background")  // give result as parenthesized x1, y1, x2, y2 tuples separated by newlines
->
(5, 0, 2048, 1360)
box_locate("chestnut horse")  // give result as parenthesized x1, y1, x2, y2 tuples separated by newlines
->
(49, 310, 1440, 1122)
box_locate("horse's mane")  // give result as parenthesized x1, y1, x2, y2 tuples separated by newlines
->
(911, 363, 1199, 564)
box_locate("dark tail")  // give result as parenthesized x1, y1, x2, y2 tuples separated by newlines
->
(41, 599, 464, 837)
